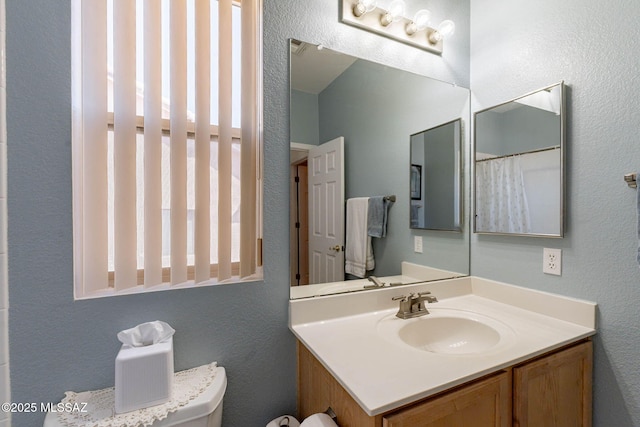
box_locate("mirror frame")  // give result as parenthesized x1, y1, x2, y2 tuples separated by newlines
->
(473, 81, 565, 238)
(410, 118, 464, 232)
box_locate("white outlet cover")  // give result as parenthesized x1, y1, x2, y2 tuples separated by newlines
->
(543, 248, 562, 276)
(414, 236, 423, 253)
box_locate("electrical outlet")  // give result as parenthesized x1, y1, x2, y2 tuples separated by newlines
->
(543, 248, 562, 276)
(414, 236, 423, 253)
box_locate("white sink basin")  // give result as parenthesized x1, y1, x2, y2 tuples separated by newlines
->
(377, 308, 516, 355)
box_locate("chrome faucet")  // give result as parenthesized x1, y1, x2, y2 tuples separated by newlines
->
(364, 276, 385, 289)
(392, 292, 438, 319)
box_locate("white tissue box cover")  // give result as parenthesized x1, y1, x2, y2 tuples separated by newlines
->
(115, 337, 174, 414)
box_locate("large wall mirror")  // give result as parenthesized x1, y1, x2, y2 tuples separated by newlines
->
(474, 82, 565, 237)
(289, 40, 471, 299)
(410, 119, 463, 231)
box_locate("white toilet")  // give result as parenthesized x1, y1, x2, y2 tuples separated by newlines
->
(43, 367, 227, 427)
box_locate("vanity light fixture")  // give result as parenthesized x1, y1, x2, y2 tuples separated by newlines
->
(341, 0, 455, 55)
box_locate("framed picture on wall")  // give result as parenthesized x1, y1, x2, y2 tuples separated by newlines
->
(410, 164, 422, 200)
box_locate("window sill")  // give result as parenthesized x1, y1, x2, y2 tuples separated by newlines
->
(74, 269, 263, 300)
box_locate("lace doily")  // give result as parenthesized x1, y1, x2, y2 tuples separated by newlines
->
(56, 362, 218, 427)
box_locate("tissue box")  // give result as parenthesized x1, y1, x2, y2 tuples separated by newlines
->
(115, 337, 174, 414)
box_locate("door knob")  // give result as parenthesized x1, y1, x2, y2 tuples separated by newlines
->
(330, 245, 344, 252)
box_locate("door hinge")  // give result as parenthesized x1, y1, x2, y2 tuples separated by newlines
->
(257, 238, 263, 267)
(295, 222, 301, 229)
(295, 176, 300, 183)
(296, 273, 301, 280)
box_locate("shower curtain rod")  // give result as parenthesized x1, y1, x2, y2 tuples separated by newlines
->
(476, 145, 560, 163)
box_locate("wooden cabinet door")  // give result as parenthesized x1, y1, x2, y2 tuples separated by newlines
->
(298, 342, 382, 427)
(513, 341, 592, 427)
(382, 372, 511, 427)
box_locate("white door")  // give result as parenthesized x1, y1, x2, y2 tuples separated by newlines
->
(308, 137, 345, 284)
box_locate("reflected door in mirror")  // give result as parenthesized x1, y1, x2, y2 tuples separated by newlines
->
(308, 137, 345, 284)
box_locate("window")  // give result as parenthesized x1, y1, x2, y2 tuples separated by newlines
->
(72, 0, 262, 299)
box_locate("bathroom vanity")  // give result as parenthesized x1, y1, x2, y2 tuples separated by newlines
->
(290, 276, 596, 427)
(298, 340, 591, 426)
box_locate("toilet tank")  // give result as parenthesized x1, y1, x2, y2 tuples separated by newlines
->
(152, 367, 226, 427)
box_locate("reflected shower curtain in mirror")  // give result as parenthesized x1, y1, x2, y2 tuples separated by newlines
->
(476, 156, 531, 233)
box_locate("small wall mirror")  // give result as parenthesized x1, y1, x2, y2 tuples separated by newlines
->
(474, 82, 565, 237)
(410, 119, 463, 231)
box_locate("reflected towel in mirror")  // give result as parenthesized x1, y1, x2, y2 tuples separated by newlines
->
(368, 196, 394, 238)
(345, 197, 374, 278)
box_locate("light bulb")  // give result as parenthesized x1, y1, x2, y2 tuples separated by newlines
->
(353, 0, 377, 17)
(381, 0, 406, 26)
(406, 9, 431, 35)
(413, 9, 432, 30)
(438, 20, 456, 37)
(429, 19, 455, 43)
(362, 0, 377, 11)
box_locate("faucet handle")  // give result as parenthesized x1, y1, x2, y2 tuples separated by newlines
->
(407, 292, 428, 299)
(392, 295, 408, 302)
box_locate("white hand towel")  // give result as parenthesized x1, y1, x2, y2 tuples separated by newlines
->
(345, 197, 374, 278)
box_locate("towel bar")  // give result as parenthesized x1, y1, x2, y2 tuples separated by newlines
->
(624, 173, 637, 189)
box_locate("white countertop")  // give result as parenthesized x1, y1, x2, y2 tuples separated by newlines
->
(289, 276, 596, 416)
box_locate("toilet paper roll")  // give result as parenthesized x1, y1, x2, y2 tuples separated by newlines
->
(266, 415, 301, 427)
(300, 413, 338, 427)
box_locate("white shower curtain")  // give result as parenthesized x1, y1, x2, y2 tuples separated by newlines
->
(476, 155, 531, 234)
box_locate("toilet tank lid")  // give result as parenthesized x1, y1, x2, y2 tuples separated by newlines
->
(42, 366, 227, 427)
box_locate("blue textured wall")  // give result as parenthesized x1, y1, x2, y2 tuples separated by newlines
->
(6, 0, 469, 425)
(470, 1, 640, 425)
(290, 90, 320, 146)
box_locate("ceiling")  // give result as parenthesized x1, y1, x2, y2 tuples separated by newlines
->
(290, 40, 357, 94)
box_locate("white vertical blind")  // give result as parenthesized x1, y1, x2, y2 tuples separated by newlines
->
(80, 0, 109, 294)
(113, 0, 138, 290)
(218, 0, 233, 281)
(194, 0, 211, 283)
(73, 0, 262, 298)
(170, 0, 188, 285)
(240, 0, 260, 277)
(143, 0, 163, 287)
